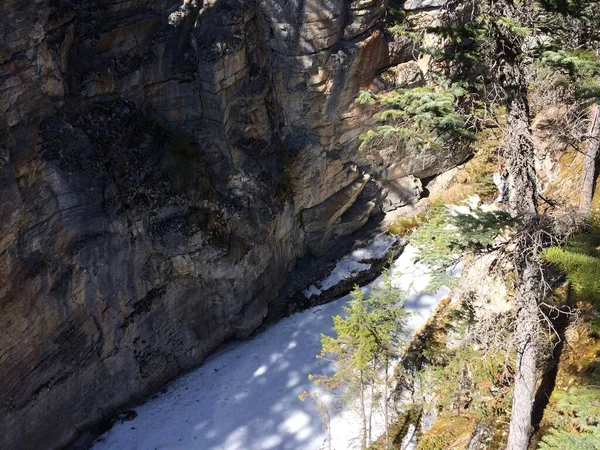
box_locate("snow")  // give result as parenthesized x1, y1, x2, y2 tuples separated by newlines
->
(350, 233, 397, 261)
(92, 244, 459, 450)
(315, 259, 371, 294)
(303, 233, 397, 298)
(400, 425, 418, 450)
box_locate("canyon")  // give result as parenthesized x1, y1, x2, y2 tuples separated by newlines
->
(0, 1, 463, 448)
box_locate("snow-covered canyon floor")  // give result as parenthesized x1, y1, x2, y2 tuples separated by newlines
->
(92, 244, 459, 450)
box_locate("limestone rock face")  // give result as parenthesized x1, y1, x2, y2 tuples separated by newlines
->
(382, 175, 423, 212)
(0, 1, 463, 448)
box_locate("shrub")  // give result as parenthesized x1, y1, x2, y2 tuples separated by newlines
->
(538, 387, 600, 450)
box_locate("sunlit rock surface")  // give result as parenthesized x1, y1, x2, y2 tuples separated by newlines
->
(0, 1, 463, 448)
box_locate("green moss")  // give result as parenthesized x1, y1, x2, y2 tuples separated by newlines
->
(542, 235, 600, 305)
(369, 405, 421, 450)
(389, 215, 423, 237)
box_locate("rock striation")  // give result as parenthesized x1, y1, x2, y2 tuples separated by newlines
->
(0, 1, 454, 448)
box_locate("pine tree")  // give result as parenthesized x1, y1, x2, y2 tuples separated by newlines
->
(319, 287, 378, 449)
(368, 2, 600, 449)
(408, 200, 514, 292)
(311, 270, 409, 449)
(368, 270, 411, 450)
(358, 83, 475, 154)
(536, 0, 600, 214)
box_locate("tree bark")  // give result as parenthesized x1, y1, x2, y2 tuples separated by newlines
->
(488, 2, 542, 449)
(580, 103, 600, 214)
(499, 42, 538, 217)
(384, 358, 390, 450)
(502, 74, 541, 450)
(368, 379, 374, 447)
(360, 371, 368, 449)
(320, 397, 332, 450)
(507, 254, 540, 450)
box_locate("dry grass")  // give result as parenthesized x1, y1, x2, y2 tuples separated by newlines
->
(592, 183, 600, 212)
(417, 415, 478, 450)
(389, 215, 424, 236)
(428, 135, 499, 206)
(542, 149, 583, 208)
(385, 127, 500, 236)
(540, 146, 600, 213)
(554, 308, 600, 391)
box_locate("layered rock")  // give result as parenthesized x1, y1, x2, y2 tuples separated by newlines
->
(0, 1, 457, 449)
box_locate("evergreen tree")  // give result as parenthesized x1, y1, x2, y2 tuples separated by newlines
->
(368, 270, 412, 450)
(409, 200, 514, 280)
(358, 83, 475, 154)
(311, 270, 409, 449)
(319, 287, 378, 449)
(538, 0, 600, 213)
(366, 1, 600, 449)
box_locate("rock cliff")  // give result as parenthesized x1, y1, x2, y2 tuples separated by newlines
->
(0, 1, 457, 448)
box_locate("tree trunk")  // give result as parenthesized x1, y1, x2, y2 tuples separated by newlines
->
(384, 358, 390, 450)
(580, 103, 600, 214)
(502, 74, 542, 450)
(507, 255, 540, 450)
(321, 399, 332, 450)
(501, 58, 538, 216)
(489, 2, 542, 449)
(368, 379, 374, 447)
(360, 371, 368, 449)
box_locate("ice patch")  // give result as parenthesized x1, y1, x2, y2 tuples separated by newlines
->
(350, 233, 397, 261)
(304, 233, 397, 298)
(303, 284, 322, 298)
(92, 244, 460, 450)
(317, 259, 371, 292)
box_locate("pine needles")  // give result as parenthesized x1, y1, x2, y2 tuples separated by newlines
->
(358, 85, 475, 152)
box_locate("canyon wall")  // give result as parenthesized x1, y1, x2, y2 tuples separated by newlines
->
(0, 1, 456, 448)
